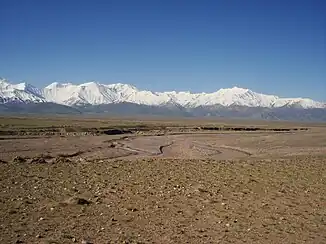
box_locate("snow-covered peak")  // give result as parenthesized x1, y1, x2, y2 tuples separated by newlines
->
(272, 97, 325, 109)
(0, 79, 46, 104)
(106, 83, 139, 93)
(78, 82, 102, 92)
(45, 82, 73, 89)
(0, 79, 15, 90)
(195, 86, 277, 107)
(79, 81, 99, 87)
(43, 82, 106, 105)
(0, 78, 10, 85)
(217, 86, 249, 94)
(1, 78, 325, 109)
(13, 82, 28, 90)
(12, 82, 42, 96)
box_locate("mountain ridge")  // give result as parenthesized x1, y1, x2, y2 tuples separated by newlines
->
(1, 78, 325, 110)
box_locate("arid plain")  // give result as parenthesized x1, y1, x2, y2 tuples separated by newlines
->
(1, 116, 325, 243)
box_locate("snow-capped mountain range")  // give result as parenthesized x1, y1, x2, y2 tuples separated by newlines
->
(0, 78, 325, 109)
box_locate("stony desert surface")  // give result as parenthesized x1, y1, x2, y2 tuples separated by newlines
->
(0, 116, 325, 243)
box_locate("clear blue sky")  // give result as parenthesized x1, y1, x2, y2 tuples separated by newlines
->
(0, 0, 325, 101)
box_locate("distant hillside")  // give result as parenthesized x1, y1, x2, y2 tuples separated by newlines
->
(0, 103, 81, 114)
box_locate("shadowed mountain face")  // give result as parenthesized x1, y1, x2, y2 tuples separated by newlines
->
(190, 105, 326, 121)
(0, 103, 81, 114)
(0, 102, 325, 122)
(77, 103, 191, 117)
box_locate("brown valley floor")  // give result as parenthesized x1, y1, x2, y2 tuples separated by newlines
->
(0, 117, 325, 243)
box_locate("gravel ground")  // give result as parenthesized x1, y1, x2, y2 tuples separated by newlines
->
(1, 128, 326, 243)
(1, 156, 326, 244)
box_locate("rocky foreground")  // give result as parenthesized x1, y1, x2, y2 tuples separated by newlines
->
(1, 155, 326, 244)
